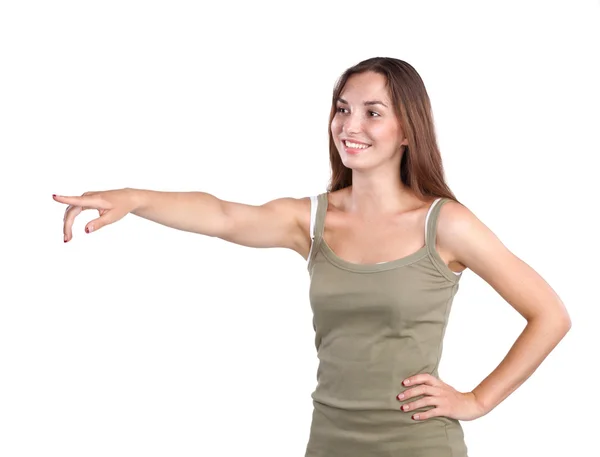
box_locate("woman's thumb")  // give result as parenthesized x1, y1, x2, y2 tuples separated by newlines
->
(84, 211, 121, 233)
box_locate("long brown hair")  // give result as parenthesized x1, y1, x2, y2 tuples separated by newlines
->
(327, 57, 460, 203)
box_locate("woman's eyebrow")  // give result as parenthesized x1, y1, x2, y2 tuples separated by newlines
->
(337, 97, 388, 108)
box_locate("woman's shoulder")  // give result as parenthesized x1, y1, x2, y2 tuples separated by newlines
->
(434, 198, 473, 238)
(435, 198, 484, 271)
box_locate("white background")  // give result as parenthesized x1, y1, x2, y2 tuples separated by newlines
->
(1, 1, 599, 456)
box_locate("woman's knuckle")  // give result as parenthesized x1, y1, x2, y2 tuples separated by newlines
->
(413, 400, 425, 409)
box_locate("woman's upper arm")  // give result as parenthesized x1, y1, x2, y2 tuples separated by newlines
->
(437, 201, 570, 326)
(218, 196, 311, 255)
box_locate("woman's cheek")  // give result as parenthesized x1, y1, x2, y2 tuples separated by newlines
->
(330, 118, 342, 134)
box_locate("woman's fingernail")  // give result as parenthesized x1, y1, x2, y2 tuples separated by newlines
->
(86, 225, 94, 233)
(64, 235, 67, 243)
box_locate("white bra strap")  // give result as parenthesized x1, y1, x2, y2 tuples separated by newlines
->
(309, 195, 318, 240)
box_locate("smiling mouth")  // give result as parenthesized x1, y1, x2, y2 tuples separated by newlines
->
(343, 140, 372, 153)
(343, 139, 371, 148)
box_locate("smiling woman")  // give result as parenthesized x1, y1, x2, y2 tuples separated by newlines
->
(301, 57, 570, 457)
(53, 56, 571, 457)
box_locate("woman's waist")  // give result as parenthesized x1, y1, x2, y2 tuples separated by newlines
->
(309, 397, 463, 433)
(314, 353, 440, 402)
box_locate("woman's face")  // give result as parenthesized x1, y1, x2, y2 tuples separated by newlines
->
(331, 71, 408, 171)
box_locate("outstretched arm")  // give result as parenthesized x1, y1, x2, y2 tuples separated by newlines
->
(54, 188, 311, 257)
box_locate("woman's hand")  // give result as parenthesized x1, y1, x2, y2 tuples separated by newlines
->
(397, 373, 487, 421)
(53, 188, 139, 242)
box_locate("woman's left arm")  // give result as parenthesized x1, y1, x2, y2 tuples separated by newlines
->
(398, 201, 571, 421)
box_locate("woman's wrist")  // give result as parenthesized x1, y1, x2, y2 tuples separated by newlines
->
(125, 187, 146, 213)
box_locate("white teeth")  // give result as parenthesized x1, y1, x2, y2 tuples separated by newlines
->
(344, 140, 370, 149)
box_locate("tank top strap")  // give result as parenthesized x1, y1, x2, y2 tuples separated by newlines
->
(425, 197, 449, 251)
(425, 197, 463, 281)
(307, 192, 328, 269)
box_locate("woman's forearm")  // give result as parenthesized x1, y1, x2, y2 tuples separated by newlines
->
(128, 188, 226, 236)
(472, 316, 570, 414)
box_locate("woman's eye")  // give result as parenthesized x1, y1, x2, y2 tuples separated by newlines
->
(335, 107, 379, 117)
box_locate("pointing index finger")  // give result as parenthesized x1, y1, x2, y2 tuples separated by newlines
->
(52, 194, 106, 209)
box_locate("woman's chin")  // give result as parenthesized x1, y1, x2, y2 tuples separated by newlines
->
(340, 157, 371, 171)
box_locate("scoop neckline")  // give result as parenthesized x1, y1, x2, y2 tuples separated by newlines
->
(318, 192, 433, 272)
(319, 238, 429, 273)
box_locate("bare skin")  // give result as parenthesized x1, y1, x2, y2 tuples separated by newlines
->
(319, 187, 465, 273)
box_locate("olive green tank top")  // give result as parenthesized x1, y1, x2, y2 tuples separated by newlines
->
(304, 192, 468, 455)
(307, 192, 463, 412)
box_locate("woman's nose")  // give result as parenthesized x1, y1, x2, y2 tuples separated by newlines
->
(343, 113, 363, 134)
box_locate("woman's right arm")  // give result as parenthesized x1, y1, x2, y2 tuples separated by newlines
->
(54, 187, 312, 257)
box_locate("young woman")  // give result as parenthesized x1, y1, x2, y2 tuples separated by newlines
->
(53, 57, 571, 456)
